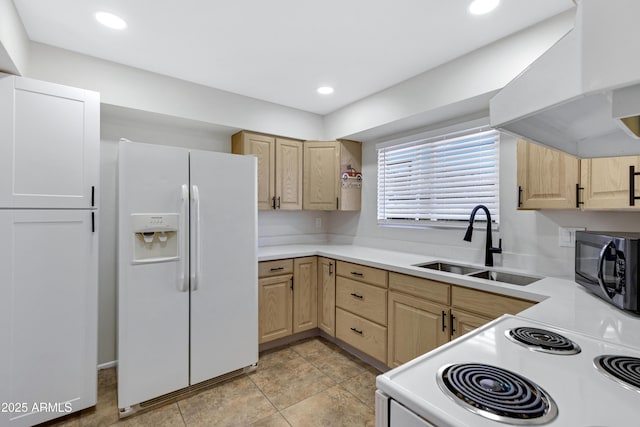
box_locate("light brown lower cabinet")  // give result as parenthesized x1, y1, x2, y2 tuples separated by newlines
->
(335, 308, 387, 363)
(450, 309, 493, 340)
(258, 257, 317, 344)
(317, 257, 336, 336)
(387, 291, 449, 368)
(293, 257, 318, 334)
(259, 258, 537, 368)
(258, 274, 293, 344)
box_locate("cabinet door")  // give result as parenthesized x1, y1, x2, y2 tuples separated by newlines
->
(233, 133, 275, 210)
(317, 257, 336, 337)
(0, 210, 97, 426)
(275, 138, 303, 210)
(451, 309, 493, 340)
(0, 76, 99, 209)
(293, 257, 318, 333)
(581, 156, 640, 209)
(387, 292, 448, 368)
(258, 274, 293, 343)
(303, 141, 340, 210)
(517, 139, 579, 209)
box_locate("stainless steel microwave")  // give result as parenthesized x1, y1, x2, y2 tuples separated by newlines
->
(575, 231, 640, 313)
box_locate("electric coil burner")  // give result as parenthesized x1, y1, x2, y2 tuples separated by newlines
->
(437, 363, 558, 425)
(505, 327, 581, 355)
(594, 355, 640, 392)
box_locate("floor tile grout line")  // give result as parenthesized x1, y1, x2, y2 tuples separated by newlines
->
(246, 372, 283, 420)
(175, 399, 188, 427)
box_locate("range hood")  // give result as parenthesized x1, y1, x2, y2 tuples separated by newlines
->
(490, 0, 640, 158)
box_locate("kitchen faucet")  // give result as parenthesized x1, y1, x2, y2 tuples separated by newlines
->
(463, 204, 502, 267)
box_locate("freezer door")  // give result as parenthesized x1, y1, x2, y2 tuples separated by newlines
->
(117, 142, 190, 408)
(189, 150, 258, 385)
(0, 210, 98, 426)
(0, 75, 99, 209)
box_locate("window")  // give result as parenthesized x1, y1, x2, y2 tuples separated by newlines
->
(377, 126, 499, 228)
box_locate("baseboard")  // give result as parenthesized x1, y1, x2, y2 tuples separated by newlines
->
(98, 360, 118, 370)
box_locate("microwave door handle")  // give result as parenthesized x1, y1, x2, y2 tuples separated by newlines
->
(597, 241, 618, 300)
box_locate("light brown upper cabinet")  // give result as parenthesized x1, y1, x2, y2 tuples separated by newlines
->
(581, 156, 640, 210)
(232, 131, 303, 210)
(517, 139, 580, 209)
(303, 140, 362, 211)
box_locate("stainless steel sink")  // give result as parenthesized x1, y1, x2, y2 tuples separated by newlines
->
(469, 270, 540, 286)
(416, 262, 483, 276)
(416, 261, 540, 286)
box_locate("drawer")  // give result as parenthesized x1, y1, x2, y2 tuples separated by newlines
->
(451, 285, 535, 319)
(259, 259, 294, 278)
(336, 308, 387, 364)
(336, 261, 388, 288)
(336, 277, 387, 325)
(389, 272, 450, 305)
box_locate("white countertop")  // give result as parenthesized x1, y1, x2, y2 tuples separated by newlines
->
(258, 244, 640, 349)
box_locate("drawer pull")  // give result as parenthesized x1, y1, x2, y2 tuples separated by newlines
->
(350, 292, 363, 299)
(350, 271, 364, 277)
(270, 267, 284, 271)
(350, 327, 363, 335)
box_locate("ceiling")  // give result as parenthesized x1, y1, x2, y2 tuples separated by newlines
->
(13, 0, 575, 115)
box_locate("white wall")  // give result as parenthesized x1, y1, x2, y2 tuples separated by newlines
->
(328, 133, 640, 279)
(0, 0, 30, 74)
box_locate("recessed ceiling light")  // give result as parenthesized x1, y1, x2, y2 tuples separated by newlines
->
(468, 0, 500, 15)
(317, 86, 334, 95)
(95, 11, 127, 30)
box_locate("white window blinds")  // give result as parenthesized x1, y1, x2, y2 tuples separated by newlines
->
(377, 127, 499, 226)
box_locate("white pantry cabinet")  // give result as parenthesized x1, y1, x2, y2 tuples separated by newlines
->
(0, 75, 99, 426)
(0, 74, 100, 209)
(0, 210, 98, 426)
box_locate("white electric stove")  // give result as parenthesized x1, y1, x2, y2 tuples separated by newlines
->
(376, 314, 640, 427)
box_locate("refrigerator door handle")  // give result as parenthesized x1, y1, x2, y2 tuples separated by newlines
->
(191, 184, 201, 291)
(178, 184, 190, 292)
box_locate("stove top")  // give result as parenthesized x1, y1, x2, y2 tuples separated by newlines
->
(377, 315, 640, 427)
(594, 355, 640, 393)
(505, 326, 581, 355)
(437, 363, 557, 425)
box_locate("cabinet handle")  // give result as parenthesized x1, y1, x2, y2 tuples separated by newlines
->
(350, 292, 363, 299)
(336, 197, 339, 210)
(270, 267, 284, 271)
(450, 313, 456, 337)
(329, 262, 333, 275)
(91, 186, 95, 207)
(350, 327, 363, 335)
(517, 186, 523, 208)
(271, 196, 276, 209)
(277, 196, 281, 209)
(441, 311, 446, 332)
(290, 278, 293, 291)
(630, 165, 640, 206)
(91, 212, 95, 233)
(576, 183, 584, 208)
(350, 271, 363, 277)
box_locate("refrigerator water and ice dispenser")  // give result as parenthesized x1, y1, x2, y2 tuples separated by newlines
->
(131, 214, 179, 263)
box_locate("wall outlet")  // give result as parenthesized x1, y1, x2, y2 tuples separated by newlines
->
(315, 217, 322, 229)
(558, 227, 585, 248)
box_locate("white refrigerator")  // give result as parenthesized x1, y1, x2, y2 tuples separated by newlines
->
(117, 141, 258, 413)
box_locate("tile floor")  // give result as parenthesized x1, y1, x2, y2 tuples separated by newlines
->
(40, 337, 380, 427)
